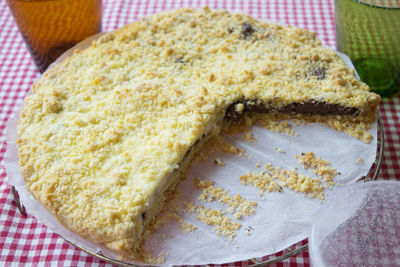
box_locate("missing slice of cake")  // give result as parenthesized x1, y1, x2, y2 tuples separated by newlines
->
(17, 7, 380, 259)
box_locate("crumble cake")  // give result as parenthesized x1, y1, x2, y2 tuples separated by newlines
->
(16, 7, 380, 259)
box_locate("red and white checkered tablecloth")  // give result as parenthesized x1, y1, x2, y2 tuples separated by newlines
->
(0, 0, 399, 266)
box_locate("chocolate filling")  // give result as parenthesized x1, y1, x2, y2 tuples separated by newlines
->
(282, 100, 359, 116)
(225, 99, 359, 122)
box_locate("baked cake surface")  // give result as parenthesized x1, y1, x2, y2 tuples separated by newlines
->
(17, 7, 380, 258)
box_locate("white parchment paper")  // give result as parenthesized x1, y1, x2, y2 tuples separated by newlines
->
(4, 36, 378, 266)
(139, 114, 377, 265)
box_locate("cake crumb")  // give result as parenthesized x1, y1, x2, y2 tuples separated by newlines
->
(193, 135, 246, 163)
(296, 152, 339, 185)
(240, 172, 283, 195)
(289, 113, 374, 143)
(194, 206, 241, 241)
(273, 147, 286, 153)
(143, 251, 166, 264)
(240, 162, 326, 199)
(244, 132, 255, 142)
(147, 188, 197, 237)
(245, 226, 254, 235)
(214, 157, 225, 166)
(194, 178, 258, 218)
(354, 157, 364, 164)
(179, 220, 198, 234)
(184, 201, 197, 213)
(261, 118, 296, 136)
(255, 160, 262, 167)
(264, 163, 325, 199)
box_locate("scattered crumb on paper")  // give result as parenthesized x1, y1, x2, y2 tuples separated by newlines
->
(354, 157, 364, 164)
(194, 178, 258, 219)
(240, 171, 283, 196)
(214, 157, 225, 166)
(240, 164, 325, 199)
(273, 147, 286, 153)
(296, 152, 339, 186)
(193, 135, 246, 163)
(240, 152, 342, 200)
(145, 252, 166, 265)
(179, 220, 197, 234)
(264, 163, 325, 199)
(185, 202, 241, 241)
(244, 132, 255, 142)
(244, 226, 254, 236)
(261, 119, 296, 136)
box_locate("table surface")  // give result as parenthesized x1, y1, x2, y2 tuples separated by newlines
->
(0, 0, 399, 266)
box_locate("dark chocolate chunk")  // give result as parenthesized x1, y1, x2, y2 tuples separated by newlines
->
(241, 23, 255, 38)
(175, 57, 185, 64)
(311, 67, 326, 80)
(141, 211, 146, 221)
(225, 103, 243, 122)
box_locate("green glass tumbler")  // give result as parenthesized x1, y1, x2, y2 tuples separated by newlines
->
(335, 0, 400, 97)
